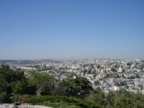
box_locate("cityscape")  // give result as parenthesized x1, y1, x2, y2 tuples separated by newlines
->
(1, 58, 144, 94)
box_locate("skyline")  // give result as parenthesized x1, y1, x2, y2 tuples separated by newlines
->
(0, 0, 144, 60)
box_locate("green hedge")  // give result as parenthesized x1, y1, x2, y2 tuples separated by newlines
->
(24, 95, 100, 108)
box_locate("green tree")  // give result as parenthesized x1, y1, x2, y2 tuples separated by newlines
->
(60, 76, 92, 98)
(26, 71, 56, 96)
(86, 88, 107, 107)
(0, 65, 27, 102)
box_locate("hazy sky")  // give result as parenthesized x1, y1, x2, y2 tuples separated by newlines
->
(0, 0, 144, 59)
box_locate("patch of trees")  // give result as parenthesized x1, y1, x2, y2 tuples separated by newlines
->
(0, 65, 92, 103)
(0, 65, 144, 108)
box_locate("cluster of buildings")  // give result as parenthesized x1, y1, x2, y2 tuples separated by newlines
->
(16, 58, 144, 94)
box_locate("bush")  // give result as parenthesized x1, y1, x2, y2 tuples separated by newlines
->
(24, 95, 100, 108)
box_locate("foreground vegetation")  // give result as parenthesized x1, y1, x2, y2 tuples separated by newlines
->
(0, 65, 144, 108)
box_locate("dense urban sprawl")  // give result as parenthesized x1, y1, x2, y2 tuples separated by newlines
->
(15, 58, 144, 94)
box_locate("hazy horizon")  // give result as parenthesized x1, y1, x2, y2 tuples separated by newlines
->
(0, 0, 144, 60)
